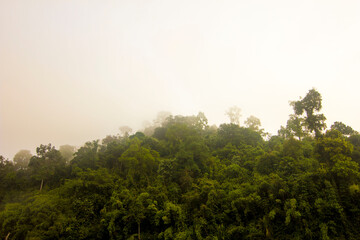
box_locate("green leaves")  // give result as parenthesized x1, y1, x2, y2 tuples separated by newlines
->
(290, 88, 327, 137)
(331, 121, 358, 136)
(284, 199, 301, 225)
(118, 138, 160, 187)
(28, 144, 66, 190)
(315, 130, 354, 168)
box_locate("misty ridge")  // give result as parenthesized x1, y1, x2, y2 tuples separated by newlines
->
(1, 88, 360, 239)
(2, 1, 360, 239)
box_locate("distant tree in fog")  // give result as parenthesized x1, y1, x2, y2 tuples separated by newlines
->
(13, 149, 32, 169)
(119, 126, 133, 137)
(59, 145, 77, 164)
(226, 106, 242, 125)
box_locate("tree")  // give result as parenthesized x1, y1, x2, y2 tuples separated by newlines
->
(129, 192, 158, 240)
(331, 121, 358, 136)
(28, 144, 66, 191)
(59, 145, 76, 164)
(244, 115, 264, 135)
(315, 130, 359, 183)
(282, 138, 303, 160)
(154, 111, 172, 126)
(195, 112, 208, 130)
(102, 135, 121, 145)
(279, 114, 308, 140)
(119, 126, 133, 137)
(217, 124, 263, 148)
(143, 111, 172, 136)
(226, 106, 242, 125)
(291, 88, 326, 137)
(118, 138, 159, 186)
(13, 149, 32, 169)
(0, 156, 15, 198)
(71, 140, 100, 169)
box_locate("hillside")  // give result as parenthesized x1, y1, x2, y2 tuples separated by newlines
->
(1, 89, 360, 239)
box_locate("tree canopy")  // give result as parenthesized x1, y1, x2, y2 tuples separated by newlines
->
(1, 89, 360, 239)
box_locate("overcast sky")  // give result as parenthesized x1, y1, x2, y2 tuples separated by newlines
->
(1, 0, 360, 159)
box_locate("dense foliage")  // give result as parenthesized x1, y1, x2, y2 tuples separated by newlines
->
(1, 89, 360, 239)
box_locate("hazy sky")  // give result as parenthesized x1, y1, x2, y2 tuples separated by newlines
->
(1, 0, 360, 159)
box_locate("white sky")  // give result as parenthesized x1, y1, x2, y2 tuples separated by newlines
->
(1, 0, 360, 159)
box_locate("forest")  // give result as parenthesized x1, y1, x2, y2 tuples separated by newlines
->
(1, 88, 360, 240)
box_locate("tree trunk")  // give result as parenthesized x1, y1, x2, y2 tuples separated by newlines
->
(138, 222, 141, 240)
(40, 179, 44, 191)
(5, 232, 10, 240)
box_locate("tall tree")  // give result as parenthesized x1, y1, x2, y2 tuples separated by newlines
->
(244, 115, 263, 134)
(13, 149, 32, 169)
(291, 88, 326, 137)
(195, 112, 209, 130)
(71, 141, 100, 169)
(28, 144, 66, 190)
(119, 126, 133, 137)
(226, 106, 242, 126)
(59, 145, 77, 164)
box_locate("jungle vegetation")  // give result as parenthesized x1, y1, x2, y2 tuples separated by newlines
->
(1, 89, 360, 240)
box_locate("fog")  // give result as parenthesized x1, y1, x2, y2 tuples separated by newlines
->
(1, 0, 360, 159)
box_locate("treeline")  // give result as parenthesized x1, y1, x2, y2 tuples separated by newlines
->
(1, 89, 360, 239)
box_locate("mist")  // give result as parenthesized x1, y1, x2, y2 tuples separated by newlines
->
(1, 0, 360, 159)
